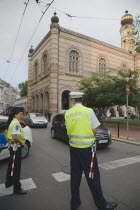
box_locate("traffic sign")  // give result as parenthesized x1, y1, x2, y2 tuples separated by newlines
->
(126, 84, 130, 95)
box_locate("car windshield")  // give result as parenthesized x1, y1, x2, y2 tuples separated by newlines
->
(97, 125, 106, 131)
(30, 113, 43, 117)
(0, 119, 7, 123)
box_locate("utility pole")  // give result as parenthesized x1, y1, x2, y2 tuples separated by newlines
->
(126, 84, 130, 139)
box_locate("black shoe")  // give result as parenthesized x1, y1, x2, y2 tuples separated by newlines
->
(100, 202, 118, 210)
(14, 189, 27, 195)
(71, 200, 81, 210)
(5, 182, 13, 188)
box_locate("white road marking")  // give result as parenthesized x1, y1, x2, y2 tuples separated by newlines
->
(0, 178, 36, 197)
(52, 172, 85, 182)
(52, 155, 140, 182)
(52, 172, 70, 182)
(99, 155, 140, 170)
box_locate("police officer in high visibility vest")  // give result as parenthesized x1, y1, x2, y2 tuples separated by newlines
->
(5, 107, 27, 195)
(65, 92, 117, 210)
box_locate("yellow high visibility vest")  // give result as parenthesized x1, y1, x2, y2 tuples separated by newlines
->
(65, 105, 95, 148)
(7, 119, 26, 143)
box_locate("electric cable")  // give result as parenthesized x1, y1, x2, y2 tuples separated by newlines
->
(39, 1, 119, 21)
(4, 0, 30, 80)
(9, 0, 55, 85)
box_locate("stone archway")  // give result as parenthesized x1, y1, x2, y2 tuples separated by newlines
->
(32, 96, 35, 112)
(61, 90, 71, 111)
(36, 95, 39, 112)
(44, 91, 49, 115)
(40, 93, 43, 113)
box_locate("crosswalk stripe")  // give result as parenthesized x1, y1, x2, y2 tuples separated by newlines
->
(52, 172, 70, 182)
(0, 178, 37, 197)
(52, 172, 85, 182)
(99, 155, 140, 170)
(52, 155, 140, 182)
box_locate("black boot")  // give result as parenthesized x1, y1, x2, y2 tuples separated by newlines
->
(5, 181, 13, 188)
(14, 188, 27, 195)
(71, 200, 81, 210)
(99, 202, 118, 210)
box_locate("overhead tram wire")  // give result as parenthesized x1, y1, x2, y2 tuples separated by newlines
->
(4, 0, 30, 80)
(40, 1, 119, 21)
(9, 0, 55, 85)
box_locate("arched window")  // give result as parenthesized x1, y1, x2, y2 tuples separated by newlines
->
(42, 53, 48, 75)
(34, 61, 38, 81)
(122, 64, 127, 70)
(69, 50, 79, 73)
(99, 58, 106, 74)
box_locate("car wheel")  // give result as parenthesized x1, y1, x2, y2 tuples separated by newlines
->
(21, 141, 30, 159)
(51, 129, 56, 139)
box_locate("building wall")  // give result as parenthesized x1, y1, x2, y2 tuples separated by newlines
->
(0, 78, 18, 112)
(27, 22, 140, 115)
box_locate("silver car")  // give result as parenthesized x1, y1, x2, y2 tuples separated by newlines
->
(24, 113, 48, 128)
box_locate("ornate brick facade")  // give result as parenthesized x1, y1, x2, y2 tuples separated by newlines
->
(27, 12, 140, 116)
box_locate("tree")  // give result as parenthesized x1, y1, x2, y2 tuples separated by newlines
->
(79, 69, 140, 114)
(18, 81, 28, 97)
(133, 15, 140, 53)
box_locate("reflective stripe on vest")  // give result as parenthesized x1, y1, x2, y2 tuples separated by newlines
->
(68, 135, 95, 139)
(69, 140, 94, 145)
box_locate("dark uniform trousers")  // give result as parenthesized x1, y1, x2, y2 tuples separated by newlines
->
(70, 146, 107, 209)
(6, 146, 22, 192)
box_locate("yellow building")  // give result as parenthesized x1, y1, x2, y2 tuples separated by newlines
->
(27, 11, 140, 116)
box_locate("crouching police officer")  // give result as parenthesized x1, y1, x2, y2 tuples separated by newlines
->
(5, 107, 27, 195)
(65, 92, 118, 210)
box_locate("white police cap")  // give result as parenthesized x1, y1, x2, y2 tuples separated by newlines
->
(69, 91, 84, 98)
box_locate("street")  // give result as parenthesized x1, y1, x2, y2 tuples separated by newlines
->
(0, 126, 140, 210)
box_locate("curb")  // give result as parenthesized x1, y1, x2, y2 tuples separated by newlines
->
(112, 138, 140, 146)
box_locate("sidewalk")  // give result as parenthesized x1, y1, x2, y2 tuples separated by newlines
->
(103, 123, 140, 146)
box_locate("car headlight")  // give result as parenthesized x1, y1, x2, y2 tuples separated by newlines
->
(107, 130, 111, 137)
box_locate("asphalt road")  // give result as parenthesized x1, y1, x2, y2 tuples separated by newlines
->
(0, 126, 140, 210)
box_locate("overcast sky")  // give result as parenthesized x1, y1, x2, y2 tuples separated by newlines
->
(0, 0, 139, 88)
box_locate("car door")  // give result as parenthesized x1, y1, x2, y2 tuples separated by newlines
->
(0, 133, 9, 160)
(53, 114, 64, 138)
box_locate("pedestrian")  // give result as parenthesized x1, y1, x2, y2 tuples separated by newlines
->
(65, 91, 117, 210)
(5, 107, 27, 195)
(47, 112, 52, 123)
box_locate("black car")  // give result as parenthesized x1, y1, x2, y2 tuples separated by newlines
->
(51, 113, 111, 148)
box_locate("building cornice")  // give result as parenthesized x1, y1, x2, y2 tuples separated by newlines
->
(29, 25, 136, 58)
(59, 27, 134, 57)
(29, 31, 51, 57)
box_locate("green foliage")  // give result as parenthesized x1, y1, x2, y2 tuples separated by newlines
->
(102, 118, 140, 127)
(18, 81, 28, 97)
(134, 15, 140, 53)
(79, 69, 140, 110)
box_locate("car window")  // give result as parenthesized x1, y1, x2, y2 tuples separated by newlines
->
(20, 121, 27, 128)
(56, 115, 65, 122)
(0, 120, 7, 131)
(35, 113, 43, 117)
(97, 125, 106, 131)
(30, 113, 36, 117)
(30, 113, 43, 117)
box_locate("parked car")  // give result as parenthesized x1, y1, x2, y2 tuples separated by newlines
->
(24, 113, 48, 128)
(0, 116, 33, 160)
(51, 113, 111, 148)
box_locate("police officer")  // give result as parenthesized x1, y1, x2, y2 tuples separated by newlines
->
(5, 107, 27, 195)
(65, 92, 117, 210)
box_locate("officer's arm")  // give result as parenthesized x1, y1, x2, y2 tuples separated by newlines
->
(12, 134, 23, 145)
(92, 128, 98, 135)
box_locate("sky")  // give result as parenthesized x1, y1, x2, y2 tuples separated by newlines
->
(0, 0, 139, 88)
